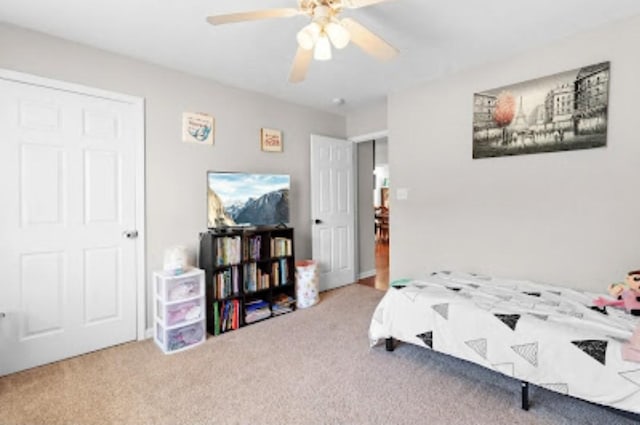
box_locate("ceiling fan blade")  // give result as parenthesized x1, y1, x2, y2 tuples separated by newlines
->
(207, 8, 301, 25)
(289, 47, 313, 83)
(341, 18, 398, 61)
(340, 0, 394, 9)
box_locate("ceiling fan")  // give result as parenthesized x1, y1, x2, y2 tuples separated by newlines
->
(206, 0, 398, 83)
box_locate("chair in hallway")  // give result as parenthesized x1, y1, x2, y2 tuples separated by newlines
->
(375, 206, 389, 242)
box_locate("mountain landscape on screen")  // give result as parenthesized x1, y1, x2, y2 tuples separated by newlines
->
(207, 173, 290, 228)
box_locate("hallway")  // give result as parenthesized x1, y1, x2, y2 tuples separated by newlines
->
(357, 242, 389, 290)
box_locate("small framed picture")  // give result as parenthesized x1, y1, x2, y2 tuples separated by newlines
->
(260, 128, 283, 152)
(182, 112, 215, 145)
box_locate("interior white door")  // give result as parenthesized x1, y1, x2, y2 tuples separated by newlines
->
(0, 76, 141, 375)
(310, 134, 356, 291)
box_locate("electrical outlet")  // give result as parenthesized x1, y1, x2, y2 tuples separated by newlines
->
(396, 188, 409, 200)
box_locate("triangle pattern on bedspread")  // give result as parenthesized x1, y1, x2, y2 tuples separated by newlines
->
(619, 369, 640, 387)
(465, 338, 487, 360)
(529, 313, 548, 321)
(431, 303, 449, 320)
(541, 383, 569, 395)
(416, 331, 433, 349)
(494, 314, 520, 330)
(572, 340, 608, 365)
(511, 342, 538, 367)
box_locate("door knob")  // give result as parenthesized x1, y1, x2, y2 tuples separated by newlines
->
(314, 219, 322, 225)
(123, 230, 139, 239)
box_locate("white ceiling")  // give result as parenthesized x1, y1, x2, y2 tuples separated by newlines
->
(2, 0, 640, 115)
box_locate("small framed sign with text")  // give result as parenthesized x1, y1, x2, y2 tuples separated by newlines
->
(260, 128, 283, 152)
(182, 112, 214, 145)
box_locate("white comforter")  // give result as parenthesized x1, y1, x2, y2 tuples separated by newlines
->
(369, 271, 640, 414)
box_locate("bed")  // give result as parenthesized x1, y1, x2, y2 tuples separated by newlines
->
(369, 271, 640, 415)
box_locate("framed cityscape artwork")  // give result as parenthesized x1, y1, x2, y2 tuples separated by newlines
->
(472, 62, 610, 159)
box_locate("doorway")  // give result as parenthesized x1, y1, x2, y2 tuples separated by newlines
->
(356, 137, 389, 290)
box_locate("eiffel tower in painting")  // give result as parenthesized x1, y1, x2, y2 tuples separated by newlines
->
(512, 96, 528, 132)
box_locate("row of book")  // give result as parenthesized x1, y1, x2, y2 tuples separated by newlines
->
(243, 262, 270, 293)
(212, 299, 240, 335)
(214, 236, 291, 266)
(215, 236, 242, 266)
(271, 258, 290, 287)
(212, 295, 296, 333)
(213, 266, 239, 299)
(271, 237, 292, 257)
(244, 262, 292, 293)
(245, 235, 262, 261)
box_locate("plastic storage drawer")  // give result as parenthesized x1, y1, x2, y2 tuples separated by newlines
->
(156, 296, 205, 327)
(155, 320, 205, 354)
(154, 268, 204, 302)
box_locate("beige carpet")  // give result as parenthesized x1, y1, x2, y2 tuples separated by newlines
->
(0, 284, 636, 425)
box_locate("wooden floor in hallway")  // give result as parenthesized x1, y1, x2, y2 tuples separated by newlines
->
(357, 241, 389, 290)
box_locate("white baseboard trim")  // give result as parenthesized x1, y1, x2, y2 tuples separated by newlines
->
(358, 270, 376, 280)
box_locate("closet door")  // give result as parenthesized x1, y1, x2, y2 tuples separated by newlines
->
(0, 74, 143, 375)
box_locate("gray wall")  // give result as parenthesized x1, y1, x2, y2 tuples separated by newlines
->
(388, 15, 640, 291)
(346, 98, 387, 138)
(0, 24, 346, 327)
(357, 141, 375, 276)
(375, 138, 388, 166)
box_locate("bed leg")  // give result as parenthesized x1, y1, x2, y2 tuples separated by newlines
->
(385, 337, 395, 352)
(521, 381, 529, 411)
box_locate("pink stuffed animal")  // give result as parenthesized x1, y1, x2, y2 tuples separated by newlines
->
(594, 270, 640, 316)
(623, 327, 640, 362)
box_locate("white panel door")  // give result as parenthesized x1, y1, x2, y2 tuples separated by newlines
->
(0, 76, 141, 375)
(310, 134, 356, 291)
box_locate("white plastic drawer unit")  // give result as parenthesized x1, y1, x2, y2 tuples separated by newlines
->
(156, 296, 205, 327)
(154, 268, 205, 302)
(155, 320, 205, 354)
(153, 268, 206, 354)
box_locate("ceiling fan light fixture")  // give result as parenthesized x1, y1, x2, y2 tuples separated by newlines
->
(297, 22, 321, 50)
(325, 21, 350, 49)
(314, 33, 332, 60)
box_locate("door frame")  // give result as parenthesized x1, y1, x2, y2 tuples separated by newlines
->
(0, 68, 147, 341)
(349, 130, 388, 282)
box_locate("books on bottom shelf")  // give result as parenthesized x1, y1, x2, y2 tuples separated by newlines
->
(272, 294, 295, 316)
(245, 299, 271, 324)
(212, 299, 240, 335)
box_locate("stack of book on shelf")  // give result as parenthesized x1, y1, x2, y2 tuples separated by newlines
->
(271, 258, 289, 287)
(271, 237, 292, 257)
(243, 263, 270, 293)
(245, 235, 262, 261)
(212, 299, 240, 335)
(245, 299, 271, 324)
(272, 294, 295, 316)
(215, 236, 242, 266)
(215, 266, 239, 298)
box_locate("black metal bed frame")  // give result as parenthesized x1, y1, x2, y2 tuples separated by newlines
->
(384, 337, 640, 420)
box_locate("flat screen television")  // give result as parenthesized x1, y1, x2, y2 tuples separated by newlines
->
(207, 172, 290, 228)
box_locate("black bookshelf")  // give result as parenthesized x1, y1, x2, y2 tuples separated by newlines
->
(199, 226, 297, 335)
